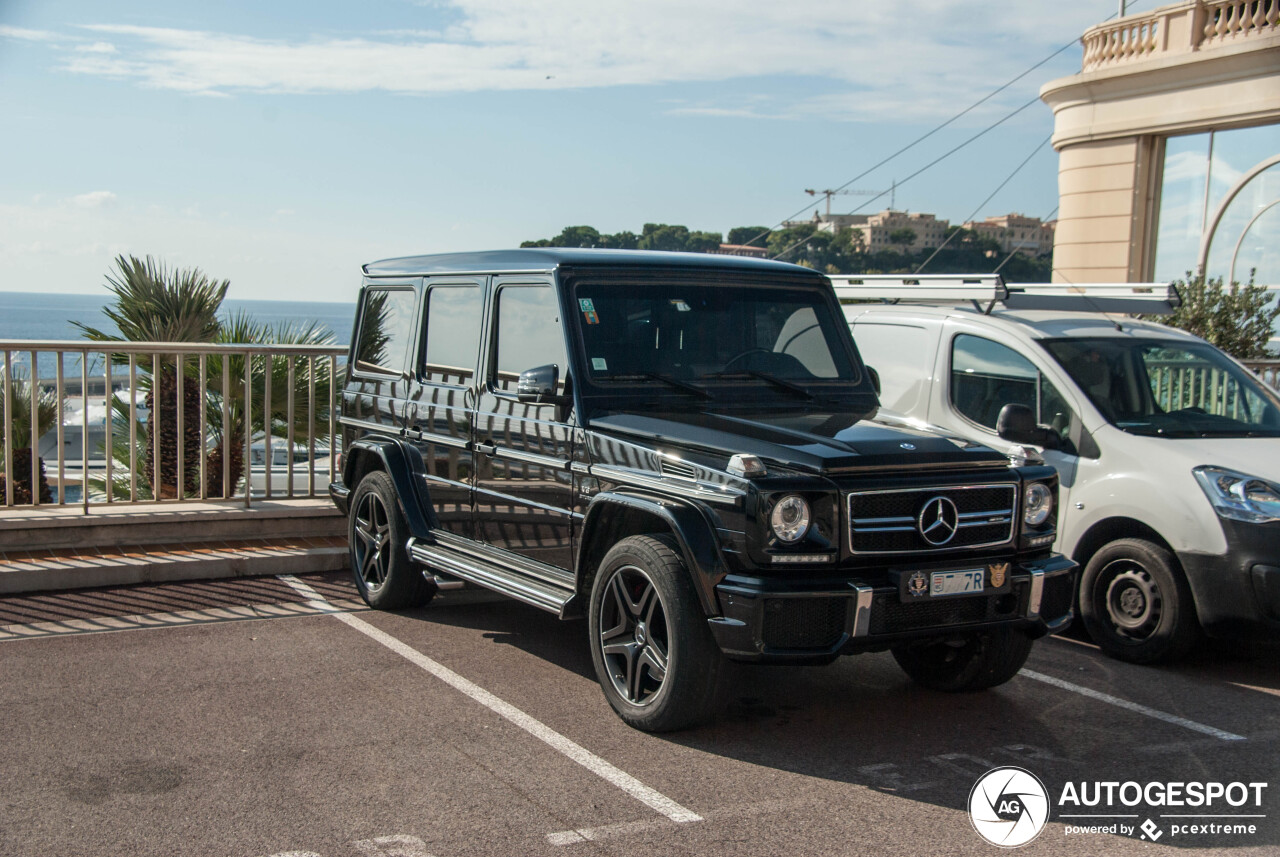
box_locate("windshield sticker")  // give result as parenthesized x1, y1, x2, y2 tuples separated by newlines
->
(579, 298, 595, 312)
(669, 299, 691, 312)
(592, 357, 608, 371)
(583, 309, 600, 324)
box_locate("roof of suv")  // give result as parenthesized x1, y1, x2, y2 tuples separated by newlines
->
(846, 302, 1203, 344)
(364, 248, 823, 278)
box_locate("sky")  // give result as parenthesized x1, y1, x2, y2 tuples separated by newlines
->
(0, 1, 1126, 302)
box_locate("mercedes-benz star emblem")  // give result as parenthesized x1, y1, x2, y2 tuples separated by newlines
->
(917, 496, 959, 546)
(899, 442, 916, 450)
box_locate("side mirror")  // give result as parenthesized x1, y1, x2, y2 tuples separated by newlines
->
(997, 403, 1061, 451)
(866, 366, 881, 396)
(517, 364, 567, 405)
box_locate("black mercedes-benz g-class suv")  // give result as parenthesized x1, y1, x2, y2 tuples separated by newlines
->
(331, 248, 1075, 731)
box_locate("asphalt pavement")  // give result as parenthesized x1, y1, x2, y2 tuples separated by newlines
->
(1, 571, 1277, 857)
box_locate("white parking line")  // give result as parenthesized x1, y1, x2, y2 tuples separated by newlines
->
(278, 575, 703, 825)
(1020, 669, 1246, 741)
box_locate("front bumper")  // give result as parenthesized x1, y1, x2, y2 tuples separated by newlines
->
(708, 554, 1076, 663)
(1178, 518, 1280, 641)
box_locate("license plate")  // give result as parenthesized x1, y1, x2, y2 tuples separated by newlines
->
(930, 569, 986, 597)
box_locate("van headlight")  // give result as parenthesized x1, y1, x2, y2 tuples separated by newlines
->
(770, 494, 811, 543)
(1193, 466, 1280, 524)
(1023, 482, 1053, 527)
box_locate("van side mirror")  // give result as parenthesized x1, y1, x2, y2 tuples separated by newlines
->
(517, 364, 568, 405)
(997, 403, 1061, 451)
(866, 365, 881, 396)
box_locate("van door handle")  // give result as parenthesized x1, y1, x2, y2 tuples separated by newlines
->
(475, 442, 496, 454)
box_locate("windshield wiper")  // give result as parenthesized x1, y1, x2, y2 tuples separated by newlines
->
(600, 373, 715, 400)
(709, 370, 813, 400)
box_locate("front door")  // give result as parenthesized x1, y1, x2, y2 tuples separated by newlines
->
(473, 279, 576, 570)
(936, 325, 1086, 528)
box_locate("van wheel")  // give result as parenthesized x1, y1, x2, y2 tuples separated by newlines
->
(1079, 538, 1199, 664)
(588, 535, 724, 732)
(348, 471, 434, 610)
(892, 628, 1033, 691)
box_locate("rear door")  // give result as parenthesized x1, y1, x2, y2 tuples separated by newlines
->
(405, 277, 487, 540)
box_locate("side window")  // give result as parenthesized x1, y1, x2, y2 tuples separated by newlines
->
(493, 285, 567, 391)
(951, 334, 1075, 436)
(851, 321, 934, 413)
(423, 285, 483, 385)
(354, 288, 417, 377)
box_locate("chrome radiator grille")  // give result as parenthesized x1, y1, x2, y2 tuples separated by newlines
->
(847, 484, 1017, 554)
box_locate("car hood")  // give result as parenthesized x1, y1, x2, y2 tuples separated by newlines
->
(590, 409, 1008, 475)
(1108, 430, 1280, 484)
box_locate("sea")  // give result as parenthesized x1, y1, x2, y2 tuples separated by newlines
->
(0, 291, 356, 346)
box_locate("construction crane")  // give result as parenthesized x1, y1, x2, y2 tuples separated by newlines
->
(805, 182, 896, 215)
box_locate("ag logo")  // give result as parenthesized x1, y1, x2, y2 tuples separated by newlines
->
(968, 766, 1050, 848)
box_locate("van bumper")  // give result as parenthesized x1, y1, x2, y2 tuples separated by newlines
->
(1178, 519, 1280, 640)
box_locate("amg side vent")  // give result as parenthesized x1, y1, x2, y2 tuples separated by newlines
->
(659, 458, 699, 480)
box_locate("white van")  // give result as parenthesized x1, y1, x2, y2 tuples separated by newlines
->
(837, 276, 1280, 663)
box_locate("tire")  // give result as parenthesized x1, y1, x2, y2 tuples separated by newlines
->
(588, 535, 725, 732)
(1078, 538, 1199, 664)
(892, 628, 1034, 692)
(348, 470, 435, 610)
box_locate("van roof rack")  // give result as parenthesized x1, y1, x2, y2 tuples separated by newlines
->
(829, 274, 1181, 315)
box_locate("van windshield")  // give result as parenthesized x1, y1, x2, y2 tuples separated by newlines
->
(1041, 337, 1280, 437)
(573, 281, 861, 398)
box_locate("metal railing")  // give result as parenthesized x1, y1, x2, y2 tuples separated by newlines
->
(0, 340, 346, 511)
(1243, 359, 1280, 390)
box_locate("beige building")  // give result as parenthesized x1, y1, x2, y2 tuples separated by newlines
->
(1040, 0, 1280, 285)
(786, 209, 950, 251)
(961, 214, 1056, 256)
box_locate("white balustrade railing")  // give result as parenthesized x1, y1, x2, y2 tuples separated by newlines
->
(0, 340, 346, 511)
(1082, 0, 1279, 71)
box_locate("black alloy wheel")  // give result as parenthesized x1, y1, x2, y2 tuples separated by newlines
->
(598, 563, 670, 707)
(588, 535, 725, 732)
(353, 489, 392, 594)
(347, 470, 434, 610)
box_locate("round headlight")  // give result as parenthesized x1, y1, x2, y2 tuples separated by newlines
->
(770, 494, 811, 543)
(1024, 483, 1053, 527)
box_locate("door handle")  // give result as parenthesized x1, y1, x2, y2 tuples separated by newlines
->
(475, 442, 497, 454)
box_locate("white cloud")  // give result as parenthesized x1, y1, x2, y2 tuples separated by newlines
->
(75, 41, 118, 55)
(0, 25, 59, 41)
(24, 3, 1103, 121)
(72, 190, 118, 208)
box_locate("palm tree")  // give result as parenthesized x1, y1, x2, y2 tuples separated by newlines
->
(0, 373, 58, 505)
(75, 254, 227, 499)
(205, 311, 339, 497)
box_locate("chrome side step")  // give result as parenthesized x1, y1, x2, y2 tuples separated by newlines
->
(408, 539, 576, 617)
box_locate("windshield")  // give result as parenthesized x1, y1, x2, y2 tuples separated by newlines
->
(1041, 337, 1280, 437)
(572, 281, 860, 398)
